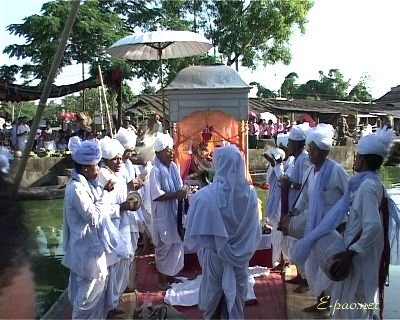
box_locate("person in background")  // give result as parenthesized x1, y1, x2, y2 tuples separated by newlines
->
(16, 116, 30, 152)
(73, 112, 93, 140)
(56, 130, 68, 152)
(185, 145, 261, 319)
(248, 116, 259, 149)
(10, 119, 18, 150)
(43, 121, 56, 151)
(149, 133, 188, 290)
(122, 115, 137, 134)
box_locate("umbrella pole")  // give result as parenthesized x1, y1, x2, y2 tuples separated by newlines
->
(159, 49, 166, 131)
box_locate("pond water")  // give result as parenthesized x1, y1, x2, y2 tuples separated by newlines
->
(23, 166, 400, 318)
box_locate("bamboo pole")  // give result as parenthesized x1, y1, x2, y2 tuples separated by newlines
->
(97, 64, 114, 138)
(13, 0, 80, 193)
(98, 87, 104, 130)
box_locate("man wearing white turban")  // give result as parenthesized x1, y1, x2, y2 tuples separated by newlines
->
(62, 140, 126, 319)
(281, 123, 348, 311)
(184, 145, 261, 319)
(149, 133, 187, 290)
(294, 126, 400, 319)
(278, 123, 311, 276)
(98, 137, 140, 312)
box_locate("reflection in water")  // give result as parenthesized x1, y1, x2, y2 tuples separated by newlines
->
(22, 166, 400, 318)
(22, 199, 68, 318)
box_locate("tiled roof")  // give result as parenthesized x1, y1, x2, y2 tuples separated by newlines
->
(126, 94, 400, 119)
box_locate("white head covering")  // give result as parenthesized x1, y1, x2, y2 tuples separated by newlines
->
(263, 147, 285, 161)
(289, 122, 310, 141)
(276, 133, 289, 148)
(357, 126, 394, 158)
(154, 132, 173, 152)
(306, 123, 334, 150)
(0, 147, 13, 174)
(68, 136, 82, 156)
(115, 127, 137, 150)
(72, 140, 102, 165)
(99, 137, 124, 160)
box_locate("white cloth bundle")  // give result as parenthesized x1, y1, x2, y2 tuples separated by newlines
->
(306, 123, 334, 150)
(99, 137, 124, 160)
(357, 126, 394, 158)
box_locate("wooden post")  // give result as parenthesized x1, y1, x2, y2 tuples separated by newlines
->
(13, 0, 80, 193)
(97, 64, 114, 138)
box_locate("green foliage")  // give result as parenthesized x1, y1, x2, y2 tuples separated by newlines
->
(3, 0, 126, 83)
(1, 101, 37, 120)
(280, 72, 299, 98)
(249, 81, 277, 98)
(206, 0, 313, 70)
(348, 73, 373, 102)
(278, 69, 373, 102)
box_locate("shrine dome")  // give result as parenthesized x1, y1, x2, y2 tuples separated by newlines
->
(165, 65, 250, 90)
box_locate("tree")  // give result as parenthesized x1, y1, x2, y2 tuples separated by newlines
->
(206, 0, 313, 70)
(348, 74, 373, 102)
(3, 0, 126, 83)
(280, 72, 299, 98)
(249, 81, 277, 98)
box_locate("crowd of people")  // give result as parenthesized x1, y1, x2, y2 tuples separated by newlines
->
(263, 121, 400, 319)
(2, 108, 400, 319)
(0, 112, 164, 157)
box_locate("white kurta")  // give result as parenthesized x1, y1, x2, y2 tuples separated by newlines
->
(330, 178, 384, 319)
(150, 165, 184, 276)
(16, 124, 29, 151)
(300, 162, 349, 296)
(62, 173, 118, 319)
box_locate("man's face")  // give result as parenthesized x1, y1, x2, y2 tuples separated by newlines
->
(123, 120, 130, 128)
(307, 142, 327, 165)
(157, 146, 173, 166)
(105, 154, 123, 172)
(353, 153, 363, 172)
(82, 164, 99, 180)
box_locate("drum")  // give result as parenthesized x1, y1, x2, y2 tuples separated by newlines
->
(127, 191, 142, 210)
(314, 230, 346, 281)
(288, 213, 307, 240)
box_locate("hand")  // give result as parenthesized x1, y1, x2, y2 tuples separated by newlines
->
(104, 180, 115, 192)
(176, 189, 188, 200)
(280, 175, 291, 190)
(121, 199, 140, 211)
(329, 250, 355, 280)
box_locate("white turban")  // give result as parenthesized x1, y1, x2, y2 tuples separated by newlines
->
(68, 136, 82, 156)
(116, 127, 137, 150)
(289, 122, 310, 141)
(357, 126, 394, 158)
(276, 133, 289, 148)
(263, 147, 285, 160)
(154, 133, 173, 152)
(306, 123, 334, 150)
(99, 137, 125, 160)
(72, 140, 102, 165)
(0, 147, 13, 174)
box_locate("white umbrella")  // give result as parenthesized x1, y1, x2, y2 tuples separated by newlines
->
(106, 30, 213, 127)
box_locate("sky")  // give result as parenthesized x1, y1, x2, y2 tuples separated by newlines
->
(1, 0, 400, 100)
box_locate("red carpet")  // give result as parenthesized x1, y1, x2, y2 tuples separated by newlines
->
(135, 251, 287, 319)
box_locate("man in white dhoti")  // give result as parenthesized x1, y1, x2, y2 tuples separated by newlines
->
(150, 133, 187, 290)
(279, 123, 311, 279)
(281, 124, 348, 307)
(293, 126, 400, 319)
(99, 137, 140, 308)
(62, 140, 126, 319)
(263, 146, 287, 270)
(16, 116, 30, 151)
(185, 145, 261, 319)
